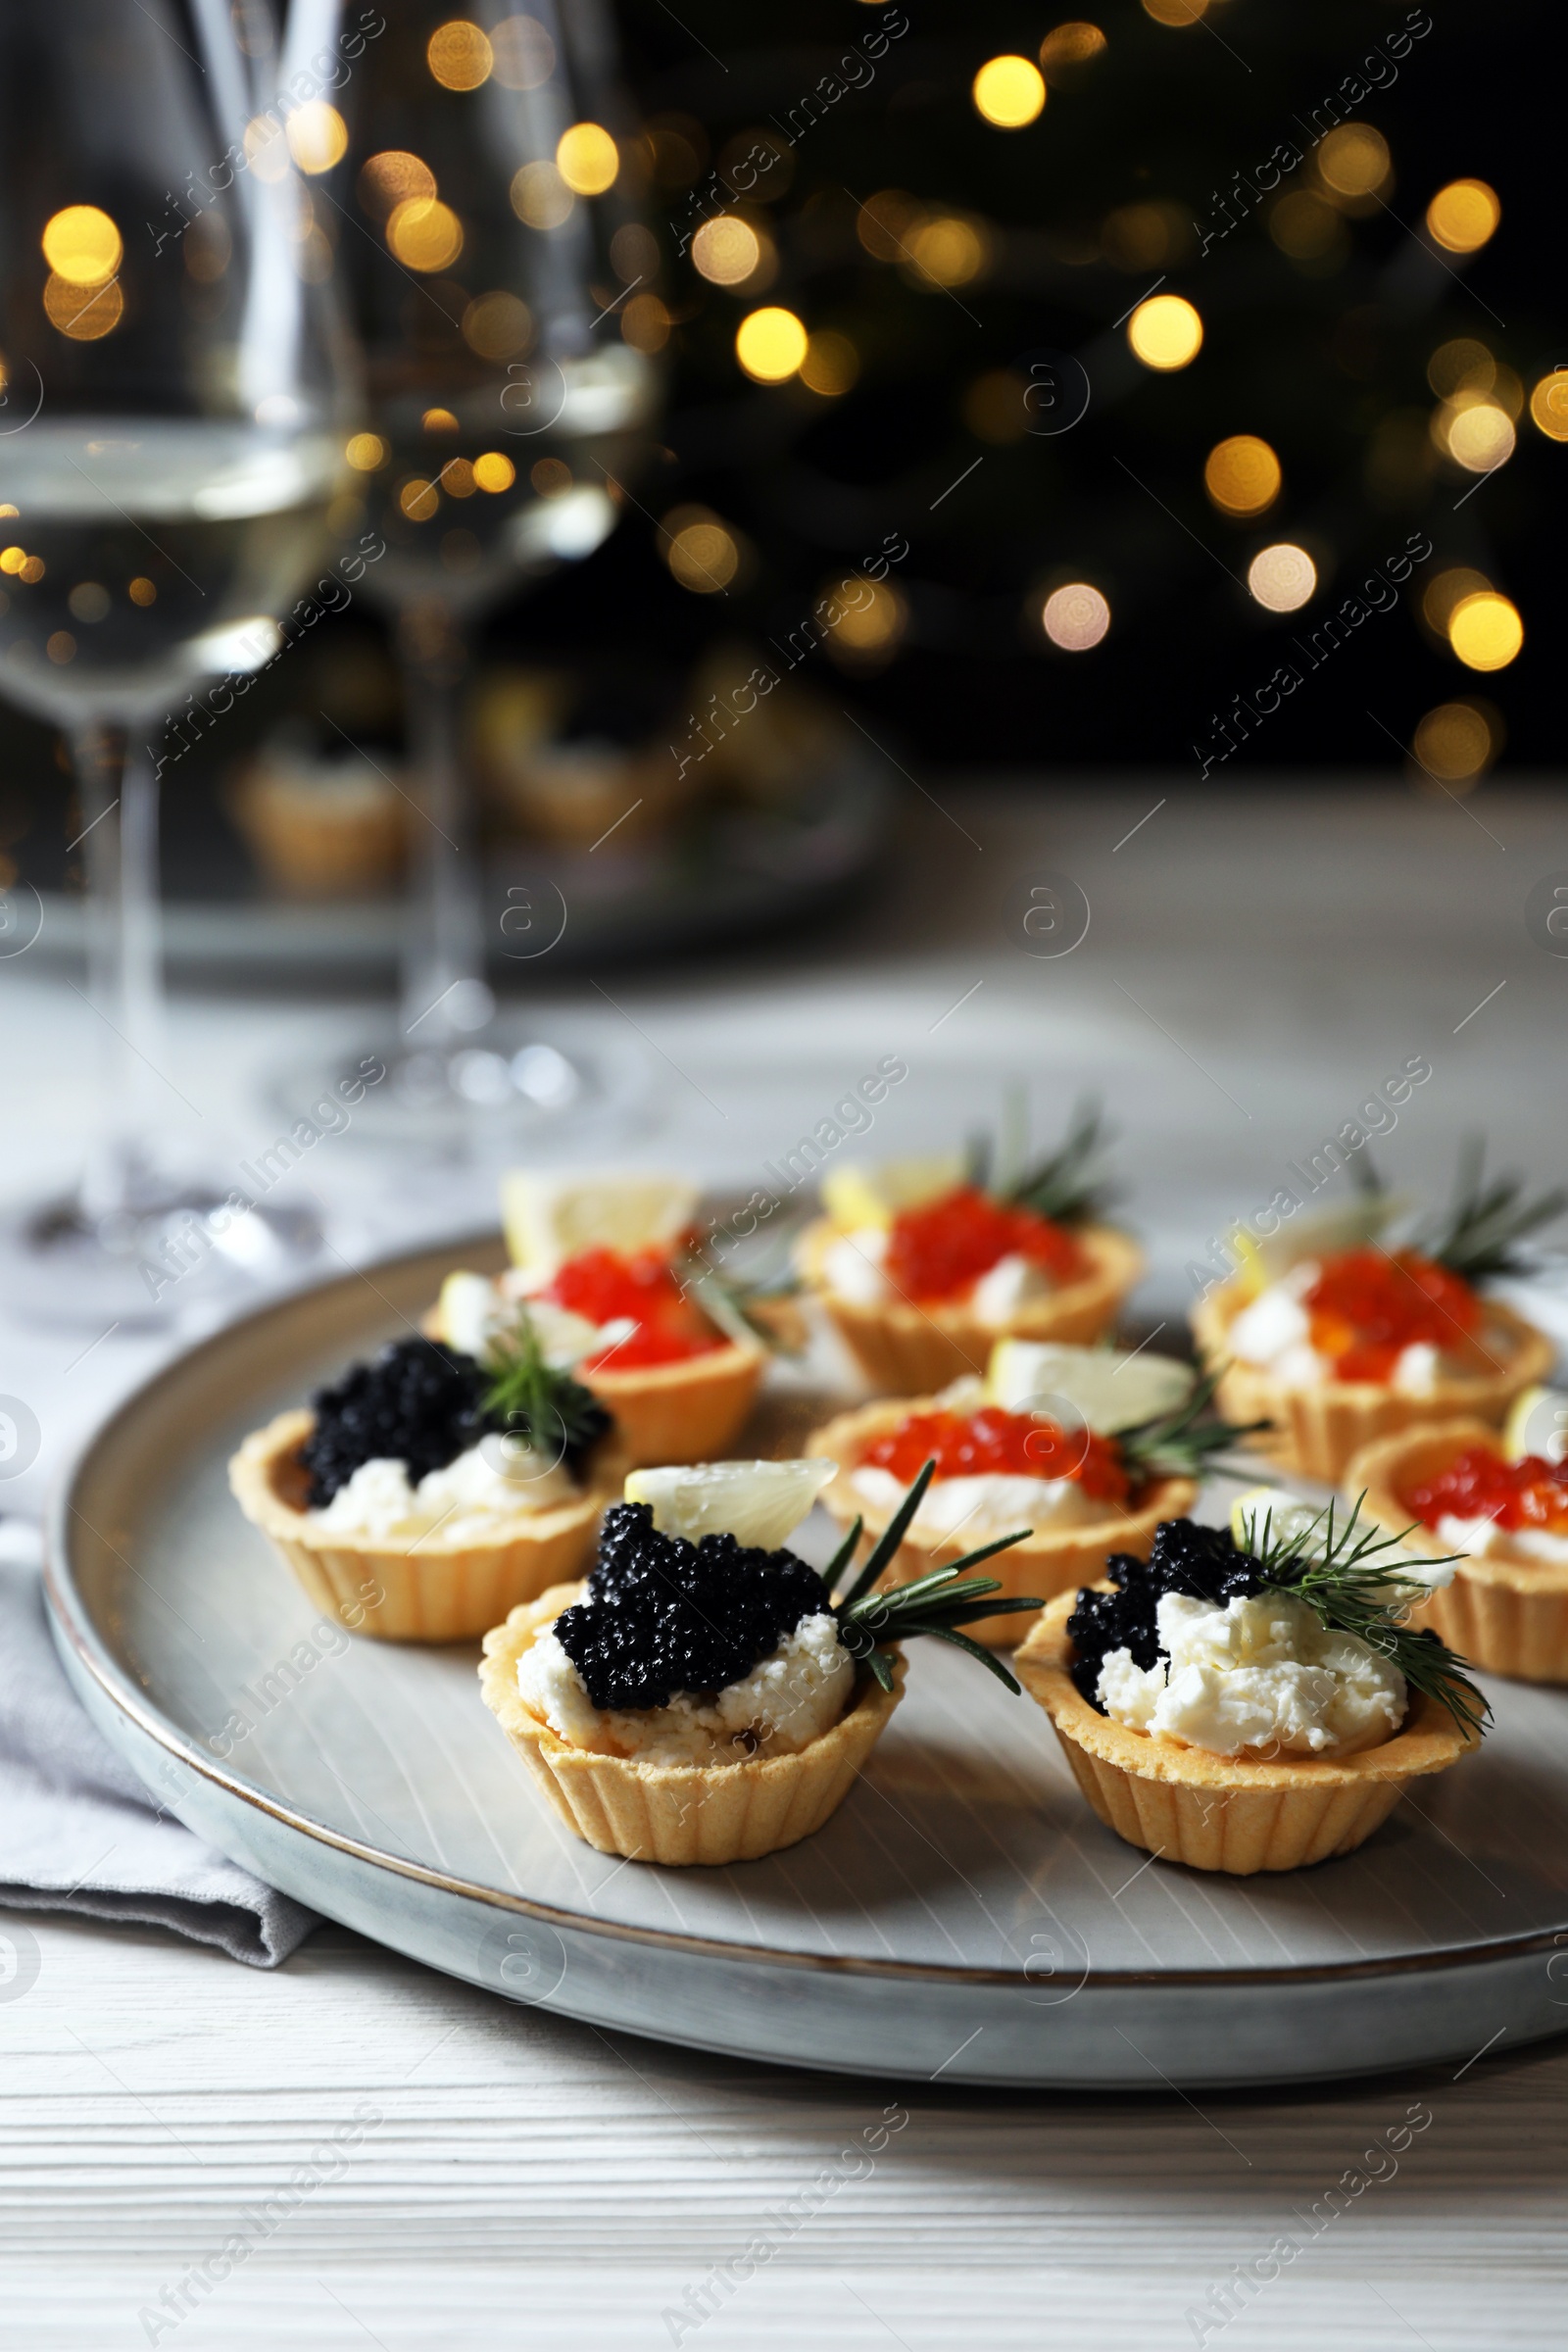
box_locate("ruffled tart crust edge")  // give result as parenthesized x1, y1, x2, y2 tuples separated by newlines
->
(479, 1582, 906, 1865)
(228, 1408, 617, 1643)
(1349, 1416, 1568, 1685)
(578, 1337, 766, 1466)
(808, 1397, 1195, 1649)
(797, 1219, 1143, 1396)
(1192, 1279, 1553, 1484)
(1014, 1590, 1477, 1875)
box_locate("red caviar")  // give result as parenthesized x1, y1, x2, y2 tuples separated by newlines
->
(1302, 1247, 1481, 1384)
(540, 1246, 724, 1372)
(1404, 1444, 1568, 1535)
(884, 1186, 1087, 1303)
(861, 1405, 1131, 1504)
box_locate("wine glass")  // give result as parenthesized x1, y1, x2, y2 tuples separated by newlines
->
(0, 0, 357, 1325)
(315, 0, 661, 1143)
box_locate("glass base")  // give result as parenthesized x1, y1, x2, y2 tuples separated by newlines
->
(280, 1020, 652, 1154)
(2, 1177, 325, 1331)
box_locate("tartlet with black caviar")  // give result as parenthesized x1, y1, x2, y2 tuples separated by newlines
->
(479, 1457, 1040, 1865)
(1015, 1497, 1483, 1875)
(229, 1316, 620, 1642)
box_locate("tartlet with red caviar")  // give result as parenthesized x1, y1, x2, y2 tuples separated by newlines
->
(1015, 1500, 1485, 1875)
(1349, 1389, 1568, 1683)
(797, 1104, 1143, 1394)
(809, 1339, 1261, 1646)
(432, 1173, 772, 1465)
(1192, 1151, 1559, 1483)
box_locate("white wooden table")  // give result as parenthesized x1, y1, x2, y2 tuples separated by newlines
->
(3, 781, 1565, 2347)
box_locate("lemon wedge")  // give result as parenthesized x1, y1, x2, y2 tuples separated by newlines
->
(1503, 1384, 1568, 1464)
(435, 1270, 500, 1360)
(820, 1153, 966, 1233)
(986, 1338, 1192, 1432)
(624, 1459, 838, 1550)
(501, 1171, 699, 1274)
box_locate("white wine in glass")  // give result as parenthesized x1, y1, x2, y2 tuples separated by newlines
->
(326, 0, 661, 1140)
(0, 0, 356, 1323)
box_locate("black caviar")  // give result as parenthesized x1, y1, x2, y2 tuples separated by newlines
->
(555, 1502, 830, 1711)
(301, 1337, 494, 1507)
(1067, 1518, 1267, 1710)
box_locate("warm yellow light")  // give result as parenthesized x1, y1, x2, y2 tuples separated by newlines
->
(692, 217, 761, 287)
(856, 189, 917, 261)
(359, 151, 437, 218)
(41, 205, 122, 287)
(422, 407, 461, 433)
(386, 195, 464, 271)
(1042, 583, 1110, 651)
(128, 576, 157, 606)
(1127, 292, 1202, 370)
(1427, 338, 1494, 401)
(1413, 702, 1495, 782)
(1040, 23, 1107, 79)
(0, 547, 24, 575)
(1530, 371, 1568, 443)
(825, 579, 907, 662)
(492, 15, 555, 89)
(735, 306, 808, 383)
(511, 160, 573, 229)
(43, 272, 122, 340)
(620, 292, 669, 353)
(531, 458, 572, 497)
(972, 56, 1046, 128)
(243, 115, 292, 184)
(1203, 435, 1282, 517)
(556, 123, 618, 196)
(440, 457, 477, 499)
(46, 631, 75, 665)
(1268, 191, 1345, 263)
(398, 476, 440, 521)
(1142, 0, 1207, 24)
(800, 330, 859, 398)
(463, 290, 533, 358)
(18, 556, 45, 583)
(1423, 566, 1491, 637)
(907, 215, 987, 288)
(1317, 124, 1391, 198)
(473, 452, 515, 493)
(427, 20, 493, 90)
(286, 102, 348, 174)
(1449, 591, 1522, 671)
(1426, 178, 1500, 254)
(666, 519, 739, 593)
(1248, 544, 1316, 612)
(1445, 402, 1515, 473)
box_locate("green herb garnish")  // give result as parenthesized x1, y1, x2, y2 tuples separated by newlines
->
(1118, 1367, 1271, 1482)
(1414, 1135, 1567, 1282)
(1237, 1493, 1489, 1740)
(482, 1310, 611, 1473)
(672, 1230, 805, 1353)
(967, 1092, 1119, 1227)
(820, 1458, 1040, 1695)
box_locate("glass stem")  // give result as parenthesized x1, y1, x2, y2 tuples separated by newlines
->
(74, 725, 168, 1222)
(397, 600, 490, 1050)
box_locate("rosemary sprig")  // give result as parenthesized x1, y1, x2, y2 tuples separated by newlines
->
(1003, 1096, 1120, 1227)
(672, 1232, 805, 1354)
(482, 1309, 610, 1473)
(1414, 1135, 1567, 1282)
(823, 1457, 1040, 1695)
(1118, 1367, 1271, 1481)
(1236, 1493, 1489, 1740)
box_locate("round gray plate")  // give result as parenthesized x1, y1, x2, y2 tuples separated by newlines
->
(45, 1237, 1568, 2087)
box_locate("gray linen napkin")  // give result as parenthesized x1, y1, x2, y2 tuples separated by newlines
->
(0, 1529, 318, 1967)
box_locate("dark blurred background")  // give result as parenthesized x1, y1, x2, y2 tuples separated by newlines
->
(4, 0, 1556, 956)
